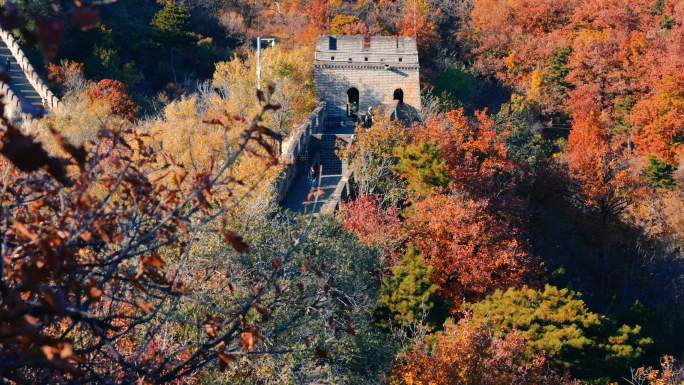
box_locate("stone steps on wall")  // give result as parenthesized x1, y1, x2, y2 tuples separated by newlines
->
(282, 116, 355, 214)
(282, 172, 342, 214)
(0, 39, 45, 116)
(324, 116, 358, 135)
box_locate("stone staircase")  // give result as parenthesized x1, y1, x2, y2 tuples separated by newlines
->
(282, 116, 356, 214)
(0, 37, 45, 117)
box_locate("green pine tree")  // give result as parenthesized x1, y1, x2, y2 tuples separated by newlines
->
(393, 141, 450, 198)
(466, 285, 653, 381)
(643, 157, 676, 190)
(377, 245, 440, 328)
(151, 3, 191, 42)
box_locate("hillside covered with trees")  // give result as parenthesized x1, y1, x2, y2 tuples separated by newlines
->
(1, 0, 684, 384)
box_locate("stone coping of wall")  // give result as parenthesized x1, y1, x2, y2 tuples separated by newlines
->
(274, 102, 326, 204)
(0, 80, 37, 125)
(319, 168, 353, 215)
(0, 28, 62, 112)
(280, 102, 326, 163)
(314, 63, 420, 71)
(315, 35, 419, 54)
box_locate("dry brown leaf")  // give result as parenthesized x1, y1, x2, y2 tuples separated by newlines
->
(217, 352, 236, 370)
(223, 231, 248, 253)
(240, 327, 261, 352)
(136, 300, 153, 314)
(88, 286, 103, 300)
(41, 345, 57, 360)
(14, 222, 37, 241)
(59, 343, 73, 359)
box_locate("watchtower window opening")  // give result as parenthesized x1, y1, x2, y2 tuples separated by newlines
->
(331, 56, 335, 60)
(363, 35, 371, 50)
(329, 36, 337, 50)
(393, 88, 404, 104)
(399, 57, 403, 62)
(364, 57, 368, 61)
(347, 87, 360, 105)
(348, 57, 352, 62)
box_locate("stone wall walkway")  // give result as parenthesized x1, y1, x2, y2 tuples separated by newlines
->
(0, 38, 45, 117)
(282, 116, 355, 214)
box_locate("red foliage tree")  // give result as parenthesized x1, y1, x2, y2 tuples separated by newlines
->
(394, 316, 572, 385)
(339, 193, 405, 264)
(85, 79, 138, 121)
(46, 59, 85, 90)
(405, 194, 539, 308)
(396, 0, 439, 54)
(467, 0, 577, 87)
(566, 105, 632, 218)
(412, 109, 517, 202)
(631, 57, 684, 164)
(308, 0, 329, 32)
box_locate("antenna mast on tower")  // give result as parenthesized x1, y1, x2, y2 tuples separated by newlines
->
(413, 0, 418, 39)
(256, 0, 262, 91)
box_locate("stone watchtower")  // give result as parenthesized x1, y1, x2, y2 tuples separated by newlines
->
(314, 35, 421, 120)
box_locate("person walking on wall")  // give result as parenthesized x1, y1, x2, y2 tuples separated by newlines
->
(308, 164, 318, 191)
(5, 57, 10, 72)
(364, 107, 373, 128)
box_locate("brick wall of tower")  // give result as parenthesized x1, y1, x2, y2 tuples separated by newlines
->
(314, 65, 421, 118)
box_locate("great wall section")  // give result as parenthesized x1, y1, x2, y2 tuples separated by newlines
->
(275, 35, 421, 215)
(275, 102, 355, 215)
(0, 31, 419, 216)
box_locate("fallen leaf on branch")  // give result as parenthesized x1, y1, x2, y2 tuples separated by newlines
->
(223, 231, 248, 253)
(217, 352, 236, 370)
(136, 300, 153, 314)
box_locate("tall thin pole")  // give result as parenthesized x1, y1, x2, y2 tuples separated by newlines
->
(413, 0, 418, 39)
(255, 0, 262, 91)
(256, 37, 262, 90)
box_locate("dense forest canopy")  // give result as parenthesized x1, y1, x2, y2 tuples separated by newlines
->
(0, 0, 684, 384)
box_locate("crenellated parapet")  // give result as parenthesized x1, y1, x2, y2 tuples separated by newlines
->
(0, 81, 35, 125)
(0, 27, 62, 113)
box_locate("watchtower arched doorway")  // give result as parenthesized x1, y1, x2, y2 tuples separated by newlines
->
(347, 87, 359, 119)
(393, 88, 404, 104)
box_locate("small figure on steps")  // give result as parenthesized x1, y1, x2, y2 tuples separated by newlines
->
(308, 164, 318, 190)
(363, 106, 373, 128)
(5, 57, 10, 72)
(305, 163, 322, 204)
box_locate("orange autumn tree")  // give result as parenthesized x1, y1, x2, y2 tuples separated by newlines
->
(466, 0, 674, 122)
(467, 0, 577, 88)
(397, 0, 438, 54)
(566, 100, 633, 218)
(408, 109, 517, 201)
(631, 60, 684, 164)
(47, 59, 85, 90)
(85, 79, 138, 121)
(405, 194, 539, 307)
(627, 356, 684, 385)
(339, 193, 405, 263)
(393, 316, 572, 385)
(566, 0, 660, 134)
(306, 0, 329, 34)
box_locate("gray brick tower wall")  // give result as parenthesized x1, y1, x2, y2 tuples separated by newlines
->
(314, 35, 421, 118)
